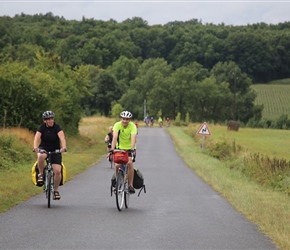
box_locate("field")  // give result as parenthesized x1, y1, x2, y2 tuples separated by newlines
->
(252, 82, 290, 120)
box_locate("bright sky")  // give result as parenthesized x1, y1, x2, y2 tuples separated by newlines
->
(0, 1, 290, 26)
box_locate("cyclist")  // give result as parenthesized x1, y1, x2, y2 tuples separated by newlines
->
(104, 126, 113, 153)
(33, 111, 67, 200)
(150, 116, 154, 127)
(158, 116, 163, 127)
(110, 111, 137, 194)
(144, 116, 149, 127)
(134, 120, 139, 134)
(166, 117, 171, 127)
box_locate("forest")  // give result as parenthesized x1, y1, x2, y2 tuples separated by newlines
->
(1, 12, 290, 134)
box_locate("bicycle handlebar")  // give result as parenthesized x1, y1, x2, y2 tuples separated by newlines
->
(41, 149, 62, 154)
(33, 149, 62, 154)
(109, 149, 136, 160)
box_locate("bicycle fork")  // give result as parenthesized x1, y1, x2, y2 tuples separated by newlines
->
(44, 171, 54, 196)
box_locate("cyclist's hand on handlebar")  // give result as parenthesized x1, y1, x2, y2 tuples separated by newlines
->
(60, 147, 67, 153)
(33, 148, 40, 153)
(34, 148, 47, 153)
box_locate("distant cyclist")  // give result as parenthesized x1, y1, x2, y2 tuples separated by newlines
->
(104, 126, 113, 153)
(150, 117, 154, 127)
(144, 116, 149, 127)
(110, 111, 137, 194)
(166, 117, 171, 127)
(134, 120, 139, 134)
(158, 116, 163, 128)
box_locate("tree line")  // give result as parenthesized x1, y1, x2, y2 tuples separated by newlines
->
(1, 12, 290, 133)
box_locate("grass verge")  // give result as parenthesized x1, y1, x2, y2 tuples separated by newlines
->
(167, 127, 290, 250)
(0, 116, 114, 213)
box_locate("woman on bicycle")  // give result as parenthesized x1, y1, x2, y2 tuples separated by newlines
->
(110, 111, 137, 194)
(33, 111, 67, 200)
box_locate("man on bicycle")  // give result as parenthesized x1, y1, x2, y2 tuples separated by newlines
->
(110, 111, 137, 194)
(33, 111, 67, 200)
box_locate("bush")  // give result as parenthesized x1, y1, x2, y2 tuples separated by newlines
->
(0, 133, 34, 170)
(207, 138, 234, 160)
(242, 153, 290, 194)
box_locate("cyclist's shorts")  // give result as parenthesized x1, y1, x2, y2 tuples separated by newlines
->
(50, 154, 62, 165)
(128, 150, 136, 162)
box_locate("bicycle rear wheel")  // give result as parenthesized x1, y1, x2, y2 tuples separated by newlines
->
(115, 171, 125, 211)
(46, 173, 52, 208)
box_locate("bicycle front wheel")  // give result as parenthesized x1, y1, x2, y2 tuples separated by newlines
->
(115, 171, 125, 211)
(46, 173, 52, 208)
(124, 181, 129, 209)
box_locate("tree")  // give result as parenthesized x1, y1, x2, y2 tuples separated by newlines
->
(0, 62, 49, 130)
(210, 61, 262, 123)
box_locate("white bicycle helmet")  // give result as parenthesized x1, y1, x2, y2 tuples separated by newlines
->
(120, 110, 133, 119)
(42, 110, 55, 119)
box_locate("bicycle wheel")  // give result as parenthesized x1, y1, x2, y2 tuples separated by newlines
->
(124, 181, 129, 208)
(115, 171, 125, 211)
(46, 172, 52, 208)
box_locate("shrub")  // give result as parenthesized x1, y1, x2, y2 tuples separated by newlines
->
(0, 132, 34, 170)
(243, 153, 290, 194)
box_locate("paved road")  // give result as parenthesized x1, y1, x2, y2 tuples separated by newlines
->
(0, 127, 278, 250)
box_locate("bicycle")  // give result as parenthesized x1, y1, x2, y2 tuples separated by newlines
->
(37, 149, 62, 208)
(110, 150, 130, 211)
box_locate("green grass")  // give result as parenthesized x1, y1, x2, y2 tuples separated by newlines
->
(267, 78, 290, 85)
(252, 83, 290, 120)
(209, 124, 290, 160)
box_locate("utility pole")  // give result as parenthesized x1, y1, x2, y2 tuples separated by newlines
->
(144, 99, 146, 119)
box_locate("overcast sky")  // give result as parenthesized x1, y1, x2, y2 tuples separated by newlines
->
(0, 1, 290, 26)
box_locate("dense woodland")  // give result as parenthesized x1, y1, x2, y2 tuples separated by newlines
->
(1, 12, 290, 134)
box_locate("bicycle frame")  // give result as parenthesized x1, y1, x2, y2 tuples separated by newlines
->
(44, 163, 54, 208)
(40, 149, 61, 208)
(110, 149, 139, 211)
(115, 163, 129, 211)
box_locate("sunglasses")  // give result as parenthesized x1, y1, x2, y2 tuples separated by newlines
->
(122, 118, 130, 121)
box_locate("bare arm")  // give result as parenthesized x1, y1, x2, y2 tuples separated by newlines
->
(58, 130, 67, 149)
(110, 130, 119, 151)
(104, 134, 109, 142)
(131, 133, 137, 149)
(33, 131, 42, 149)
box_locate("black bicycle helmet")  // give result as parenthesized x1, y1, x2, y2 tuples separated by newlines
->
(120, 111, 133, 119)
(42, 110, 55, 119)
